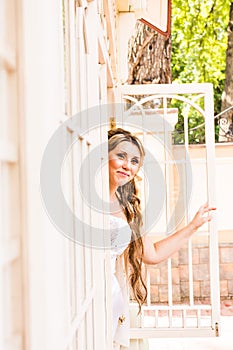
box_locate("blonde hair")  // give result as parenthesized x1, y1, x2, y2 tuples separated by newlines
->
(108, 128, 147, 311)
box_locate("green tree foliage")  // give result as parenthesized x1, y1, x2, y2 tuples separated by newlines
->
(171, 0, 231, 143)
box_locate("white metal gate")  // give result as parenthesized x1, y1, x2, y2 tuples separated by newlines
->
(116, 83, 220, 339)
(59, 120, 111, 350)
(0, 0, 23, 349)
(61, 1, 112, 348)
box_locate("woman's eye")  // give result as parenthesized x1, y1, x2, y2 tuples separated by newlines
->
(117, 153, 125, 159)
(131, 158, 139, 165)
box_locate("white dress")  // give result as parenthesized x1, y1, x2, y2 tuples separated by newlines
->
(110, 215, 132, 348)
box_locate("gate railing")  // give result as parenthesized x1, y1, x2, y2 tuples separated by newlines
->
(116, 83, 220, 339)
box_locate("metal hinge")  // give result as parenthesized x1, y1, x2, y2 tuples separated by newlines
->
(109, 116, 116, 130)
(215, 322, 219, 337)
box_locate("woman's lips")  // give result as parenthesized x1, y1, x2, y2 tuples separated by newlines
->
(117, 171, 129, 177)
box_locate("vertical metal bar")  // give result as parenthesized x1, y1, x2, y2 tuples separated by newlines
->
(76, 138, 86, 312)
(84, 141, 93, 350)
(140, 99, 147, 235)
(0, 164, 4, 348)
(183, 96, 190, 241)
(183, 309, 187, 328)
(141, 309, 145, 328)
(155, 309, 158, 328)
(204, 84, 221, 333)
(167, 259, 173, 327)
(99, 108, 112, 349)
(197, 309, 201, 328)
(69, 0, 78, 115)
(188, 239, 194, 306)
(0, 71, 8, 140)
(163, 96, 174, 320)
(184, 102, 189, 155)
(146, 269, 151, 306)
(162, 96, 169, 237)
(167, 259, 172, 306)
(153, 310, 156, 328)
(183, 92, 195, 317)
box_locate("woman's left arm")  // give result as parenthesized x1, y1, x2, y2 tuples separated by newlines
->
(141, 203, 216, 265)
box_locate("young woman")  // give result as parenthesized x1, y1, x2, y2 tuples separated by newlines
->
(108, 128, 216, 349)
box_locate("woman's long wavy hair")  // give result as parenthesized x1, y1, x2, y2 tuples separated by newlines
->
(108, 128, 147, 312)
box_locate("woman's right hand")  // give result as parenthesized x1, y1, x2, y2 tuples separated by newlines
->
(189, 203, 216, 232)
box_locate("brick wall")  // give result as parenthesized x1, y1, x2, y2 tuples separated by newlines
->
(148, 243, 233, 303)
(219, 245, 233, 298)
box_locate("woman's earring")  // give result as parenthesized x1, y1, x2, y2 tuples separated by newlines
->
(134, 174, 142, 182)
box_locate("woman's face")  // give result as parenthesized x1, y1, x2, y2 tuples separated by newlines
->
(108, 141, 141, 189)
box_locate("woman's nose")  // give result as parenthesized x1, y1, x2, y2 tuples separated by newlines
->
(122, 159, 131, 169)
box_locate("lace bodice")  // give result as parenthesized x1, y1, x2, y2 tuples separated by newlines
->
(110, 215, 131, 274)
(110, 215, 132, 253)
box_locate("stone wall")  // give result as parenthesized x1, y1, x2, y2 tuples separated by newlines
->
(148, 243, 233, 303)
